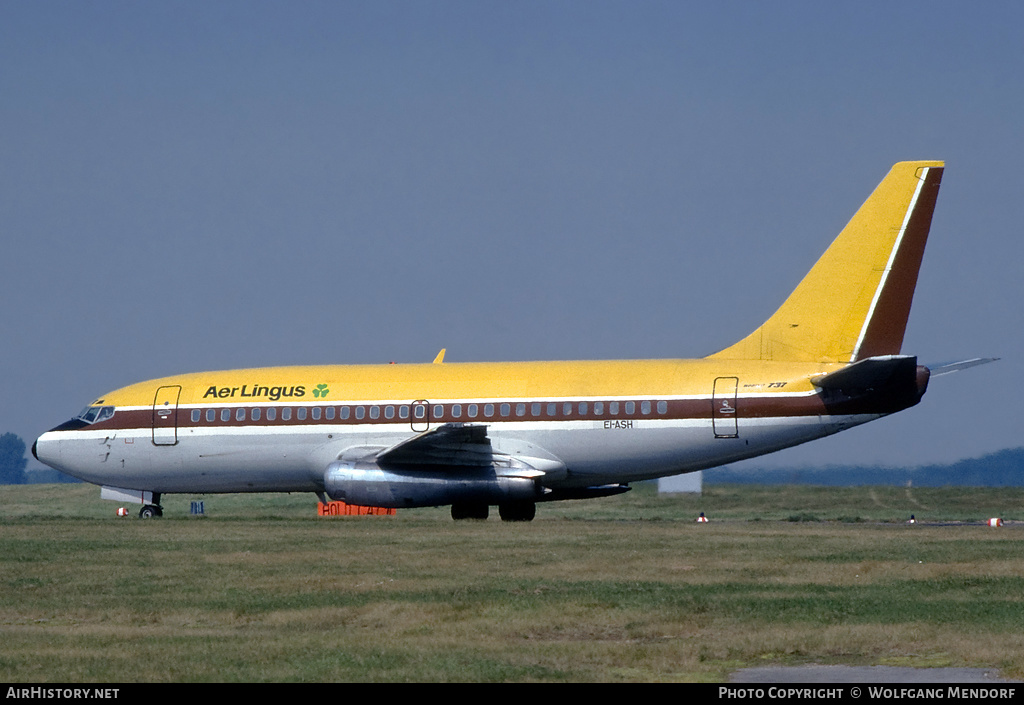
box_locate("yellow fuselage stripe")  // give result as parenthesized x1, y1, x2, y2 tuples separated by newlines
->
(97, 358, 840, 408)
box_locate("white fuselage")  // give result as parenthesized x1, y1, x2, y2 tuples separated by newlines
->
(35, 390, 879, 496)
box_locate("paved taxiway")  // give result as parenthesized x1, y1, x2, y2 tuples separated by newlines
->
(731, 665, 1017, 683)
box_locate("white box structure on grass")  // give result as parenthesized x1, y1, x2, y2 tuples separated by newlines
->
(658, 471, 702, 495)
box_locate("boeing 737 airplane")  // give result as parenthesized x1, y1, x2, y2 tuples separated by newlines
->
(33, 160, 992, 520)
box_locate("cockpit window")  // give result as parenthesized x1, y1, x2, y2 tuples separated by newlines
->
(77, 405, 115, 424)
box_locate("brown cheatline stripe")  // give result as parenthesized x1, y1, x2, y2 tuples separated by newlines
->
(73, 391, 903, 434)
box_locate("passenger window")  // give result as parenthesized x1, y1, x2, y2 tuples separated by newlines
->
(609, 401, 619, 415)
(236, 408, 246, 422)
(484, 404, 494, 417)
(594, 402, 604, 415)
(547, 403, 557, 417)
(625, 401, 636, 415)
(297, 407, 307, 421)
(452, 404, 462, 418)
(399, 405, 409, 419)
(252, 408, 261, 421)
(414, 405, 426, 419)
(206, 409, 215, 422)
(578, 402, 588, 415)
(370, 406, 380, 420)
(657, 400, 667, 414)
(325, 407, 335, 420)
(531, 403, 541, 417)
(191, 409, 201, 423)
(563, 402, 573, 416)
(641, 401, 652, 415)
(433, 405, 444, 419)
(282, 408, 292, 421)
(467, 404, 478, 418)
(221, 409, 231, 422)
(500, 403, 510, 417)
(355, 406, 365, 420)
(340, 406, 350, 420)
(384, 405, 395, 419)
(267, 408, 277, 421)
(312, 407, 321, 420)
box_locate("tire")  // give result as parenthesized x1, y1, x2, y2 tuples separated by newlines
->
(451, 503, 489, 520)
(498, 501, 536, 522)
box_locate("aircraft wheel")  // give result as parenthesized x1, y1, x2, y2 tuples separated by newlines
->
(451, 503, 489, 520)
(498, 501, 536, 522)
(139, 505, 163, 519)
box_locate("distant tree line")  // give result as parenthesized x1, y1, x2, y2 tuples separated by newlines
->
(0, 433, 79, 485)
(2, 429, 1021, 488)
(0, 433, 27, 484)
(707, 447, 1024, 487)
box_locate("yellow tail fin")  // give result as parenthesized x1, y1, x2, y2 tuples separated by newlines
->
(708, 160, 944, 363)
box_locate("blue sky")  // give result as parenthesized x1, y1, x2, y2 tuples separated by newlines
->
(2, 1, 1021, 472)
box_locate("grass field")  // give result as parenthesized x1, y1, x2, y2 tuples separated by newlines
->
(2, 482, 1023, 682)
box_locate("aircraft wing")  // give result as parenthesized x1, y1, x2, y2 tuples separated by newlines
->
(376, 423, 494, 468)
(373, 423, 568, 480)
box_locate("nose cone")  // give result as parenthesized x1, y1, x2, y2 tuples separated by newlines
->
(32, 431, 61, 471)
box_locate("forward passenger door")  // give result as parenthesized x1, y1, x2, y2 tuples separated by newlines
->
(152, 385, 181, 446)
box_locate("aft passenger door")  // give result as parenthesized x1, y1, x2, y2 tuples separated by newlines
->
(712, 377, 739, 438)
(152, 385, 181, 446)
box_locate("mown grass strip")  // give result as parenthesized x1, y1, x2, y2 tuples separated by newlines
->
(2, 482, 1023, 681)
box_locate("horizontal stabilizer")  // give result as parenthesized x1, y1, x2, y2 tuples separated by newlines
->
(812, 355, 919, 391)
(927, 357, 999, 377)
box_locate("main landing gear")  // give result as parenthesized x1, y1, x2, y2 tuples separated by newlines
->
(450, 501, 536, 522)
(451, 502, 490, 520)
(498, 501, 536, 522)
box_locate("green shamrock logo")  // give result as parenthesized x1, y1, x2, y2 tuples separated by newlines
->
(312, 383, 329, 398)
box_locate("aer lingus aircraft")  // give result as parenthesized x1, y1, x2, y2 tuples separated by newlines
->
(34, 160, 993, 520)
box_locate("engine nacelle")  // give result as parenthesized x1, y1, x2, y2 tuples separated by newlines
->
(323, 460, 541, 509)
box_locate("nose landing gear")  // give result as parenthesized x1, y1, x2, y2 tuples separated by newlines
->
(138, 493, 163, 518)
